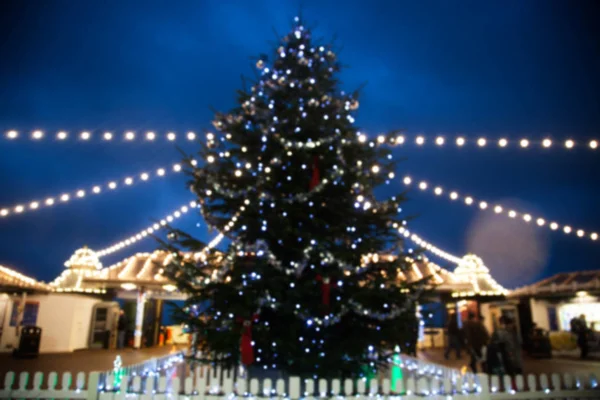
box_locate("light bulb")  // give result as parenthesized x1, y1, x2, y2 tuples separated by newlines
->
(377, 135, 385, 144)
(542, 138, 552, 148)
(550, 222, 558, 230)
(187, 132, 196, 140)
(434, 187, 443, 195)
(6, 130, 18, 139)
(456, 137, 465, 146)
(103, 132, 113, 140)
(563, 226, 572, 234)
(358, 134, 367, 143)
(371, 165, 380, 173)
(32, 130, 44, 140)
(591, 233, 598, 240)
(235, 170, 242, 177)
(418, 182, 427, 190)
(57, 131, 68, 140)
(207, 155, 215, 163)
(523, 214, 532, 222)
(449, 192, 458, 200)
(565, 139, 574, 149)
(479, 201, 488, 210)
(396, 135, 405, 144)
(403, 176, 412, 185)
(415, 136, 425, 145)
(167, 132, 176, 141)
(435, 137, 445, 145)
(498, 138, 508, 147)
(519, 139, 529, 148)
(125, 131, 135, 140)
(536, 218, 545, 226)
(590, 140, 598, 149)
(157, 168, 165, 176)
(508, 210, 517, 218)
(477, 138, 487, 147)
(146, 132, 156, 140)
(464, 196, 473, 205)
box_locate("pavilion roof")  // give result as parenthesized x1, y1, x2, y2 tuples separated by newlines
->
(510, 270, 600, 298)
(0, 264, 51, 293)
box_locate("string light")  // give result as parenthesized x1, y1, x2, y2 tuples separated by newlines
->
(96, 201, 199, 257)
(396, 226, 462, 264)
(3, 130, 599, 151)
(0, 162, 185, 219)
(402, 175, 598, 242)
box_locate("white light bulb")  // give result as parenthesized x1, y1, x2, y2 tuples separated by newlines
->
(550, 222, 558, 230)
(30, 202, 39, 209)
(591, 232, 598, 241)
(125, 131, 135, 140)
(508, 210, 517, 218)
(108, 182, 117, 189)
(140, 173, 149, 181)
(358, 134, 367, 143)
(32, 130, 44, 140)
(565, 139, 574, 149)
(418, 182, 427, 190)
(450, 192, 458, 200)
(146, 132, 156, 140)
(206, 133, 215, 140)
(415, 136, 425, 145)
(479, 201, 488, 210)
(207, 155, 215, 163)
(371, 165, 380, 173)
(76, 190, 85, 198)
(167, 132, 176, 141)
(6, 130, 18, 139)
(0, 209, 8, 216)
(435, 137, 445, 145)
(396, 135, 405, 144)
(523, 214, 532, 222)
(60, 194, 70, 202)
(377, 135, 385, 144)
(519, 139, 529, 148)
(542, 138, 552, 148)
(590, 140, 598, 149)
(57, 131, 68, 140)
(15, 205, 24, 213)
(563, 226, 571, 234)
(187, 132, 196, 140)
(93, 186, 101, 194)
(235, 170, 242, 177)
(477, 138, 486, 147)
(498, 138, 508, 147)
(456, 137, 465, 146)
(45, 198, 54, 206)
(173, 164, 182, 172)
(576, 229, 584, 237)
(434, 187, 443, 195)
(388, 172, 395, 179)
(157, 168, 165, 176)
(536, 218, 545, 226)
(464, 196, 473, 205)
(103, 132, 113, 140)
(124, 177, 133, 185)
(403, 176, 412, 185)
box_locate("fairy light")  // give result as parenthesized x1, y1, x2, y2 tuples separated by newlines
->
(398, 227, 462, 264)
(4, 129, 599, 151)
(402, 175, 597, 242)
(0, 162, 184, 218)
(95, 201, 199, 257)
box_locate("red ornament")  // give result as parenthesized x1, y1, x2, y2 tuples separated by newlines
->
(236, 314, 259, 365)
(309, 156, 320, 190)
(315, 275, 335, 307)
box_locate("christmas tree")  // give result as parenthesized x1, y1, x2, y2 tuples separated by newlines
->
(163, 17, 427, 379)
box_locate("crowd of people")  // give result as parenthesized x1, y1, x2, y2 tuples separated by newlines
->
(444, 311, 522, 375)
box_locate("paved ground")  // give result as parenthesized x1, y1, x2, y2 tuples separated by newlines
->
(418, 348, 600, 375)
(0, 345, 184, 379)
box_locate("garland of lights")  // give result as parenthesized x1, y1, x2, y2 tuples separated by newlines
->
(402, 175, 598, 242)
(0, 162, 186, 219)
(5, 128, 599, 151)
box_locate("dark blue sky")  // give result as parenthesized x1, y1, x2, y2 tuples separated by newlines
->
(1, 0, 599, 287)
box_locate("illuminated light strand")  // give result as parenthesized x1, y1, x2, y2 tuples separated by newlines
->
(2, 130, 200, 143)
(402, 175, 598, 242)
(96, 201, 199, 257)
(0, 162, 185, 219)
(4, 129, 599, 151)
(394, 226, 463, 265)
(96, 202, 246, 258)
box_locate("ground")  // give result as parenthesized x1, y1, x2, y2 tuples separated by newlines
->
(420, 348, 600, 375)
(0, 345, 183, 378)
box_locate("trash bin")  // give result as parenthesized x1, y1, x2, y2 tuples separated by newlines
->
(13, 326, 42, 358)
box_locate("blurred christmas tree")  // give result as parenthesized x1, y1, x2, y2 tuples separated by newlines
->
(163, 16, 427, 379)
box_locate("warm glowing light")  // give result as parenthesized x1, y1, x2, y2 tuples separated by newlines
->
(435, 136, 445, 145)
(6, 130, 18, 139)
(519, 139, 529, 148)
(418, 182, 427, 190)
(32, 130, 44, 140)
(464, 196, 473, 205)
(124, 177, 133, 185)
(187, 132, 196, 141)
(434, 187, 443, 195)
(550, 222, 558, 230)
(477, 138, 486, 147)
(403, 176, 412, 185)
(103, 132, 113, 140)
(590, 140, 598, 149)
(565, 139, 574, 149)
(81, 131, 91, 140)
(235, 170, 242, 177)
(146, 132, 156, 140)
(508, 210, 517, 218)
(125, 131, 135, 141)
(537, 218, 545, 226)
(479, 201, 488, 210)
(371, 165, 380, 173)
(57, 131, 68, 140)
(523, 214, 532, 222)
(498, 138, 508, 147)
(563, 226, 572, 234)
(167, 132, 176, 141)
(456, 137, 465, 146)
(542, 138, 552, 148)
(449, 192, 458, 200)
(415, 136, 425, 145)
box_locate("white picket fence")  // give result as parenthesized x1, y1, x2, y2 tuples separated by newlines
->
(1, 356, 598, 399)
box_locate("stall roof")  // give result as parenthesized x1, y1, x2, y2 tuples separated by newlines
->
(510, 270, 600, 298)
(0, 264, 50, 293)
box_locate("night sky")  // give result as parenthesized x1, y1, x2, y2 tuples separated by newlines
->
(1, 0, 599, 288)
